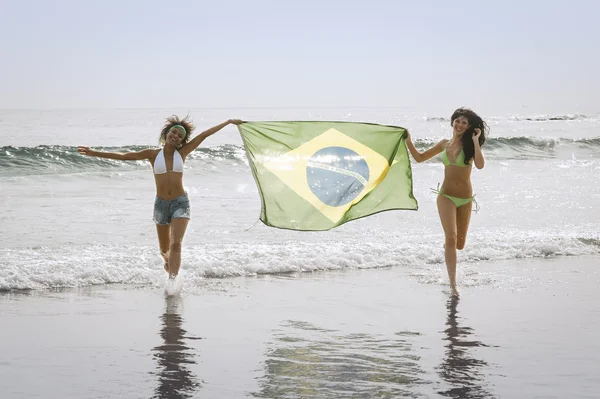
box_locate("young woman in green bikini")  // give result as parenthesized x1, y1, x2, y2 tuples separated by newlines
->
(405, 108, 487, 297)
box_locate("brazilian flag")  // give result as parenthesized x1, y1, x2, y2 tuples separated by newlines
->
(238, 121, 417, 231)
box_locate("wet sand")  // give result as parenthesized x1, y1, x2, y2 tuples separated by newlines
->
(1, 256, 599, 399)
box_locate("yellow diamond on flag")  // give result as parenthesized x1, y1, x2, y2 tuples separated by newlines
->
(261, 128, 391, 223)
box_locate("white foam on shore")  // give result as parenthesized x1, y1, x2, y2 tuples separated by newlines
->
(163, 271, 185, 297)
(1, 232, 598, 291)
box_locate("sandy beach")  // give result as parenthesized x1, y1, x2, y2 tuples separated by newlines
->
(1, 255, 599, 399)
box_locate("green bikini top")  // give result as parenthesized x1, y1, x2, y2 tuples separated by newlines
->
(441, 147, 470, 167)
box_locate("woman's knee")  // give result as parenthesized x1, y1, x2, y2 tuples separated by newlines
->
(445, 232, 458, 247)
(170, 240, 182, 252)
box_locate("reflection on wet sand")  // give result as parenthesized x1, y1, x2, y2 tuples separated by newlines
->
(437, 297, 495, 398)
(254, 320, 427, 398)
(152, 296, 202, 399)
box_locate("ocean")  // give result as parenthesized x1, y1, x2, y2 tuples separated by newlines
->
(1, 108, 599, 291)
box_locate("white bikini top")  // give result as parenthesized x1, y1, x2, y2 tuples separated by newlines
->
(154, 149, 184, 174)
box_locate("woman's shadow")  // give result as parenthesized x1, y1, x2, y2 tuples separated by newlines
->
(437, 296, 495, 398)
(152, 296, 202, 399)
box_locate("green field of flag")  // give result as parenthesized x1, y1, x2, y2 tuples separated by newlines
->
(238, 121, 417, 231)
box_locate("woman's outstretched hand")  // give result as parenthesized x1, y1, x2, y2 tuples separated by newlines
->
(77, 146, 95, 156)
(228, 119, 243, 125)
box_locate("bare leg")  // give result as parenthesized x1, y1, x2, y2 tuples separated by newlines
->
(168, 218, 189, 278)
(437, 195, 459, 297)
(456, 201, 473, 250)
(156, 224, 171, 272)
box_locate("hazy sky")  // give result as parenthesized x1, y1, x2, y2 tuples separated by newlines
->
(1, 0, 598, 112)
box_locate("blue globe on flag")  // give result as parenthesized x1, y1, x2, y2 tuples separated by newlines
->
(306, 146, 370, 207)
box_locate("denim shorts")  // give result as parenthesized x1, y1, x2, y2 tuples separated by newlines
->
(153, 193, 191, 225)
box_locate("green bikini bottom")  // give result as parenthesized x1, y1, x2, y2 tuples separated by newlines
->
(432, 184, 479, 211)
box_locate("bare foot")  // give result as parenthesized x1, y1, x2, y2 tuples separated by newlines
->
(450, 285, 460, 298)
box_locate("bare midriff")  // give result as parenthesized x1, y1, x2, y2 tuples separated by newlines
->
(153, 172, 185, 200)
(440, 165, 473, 198)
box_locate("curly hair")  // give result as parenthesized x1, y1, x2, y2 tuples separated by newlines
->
(450, 108, 488, 164)
(158, 115, 196, 149)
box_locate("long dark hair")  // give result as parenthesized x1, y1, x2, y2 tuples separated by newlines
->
(159, 115, 196, 149)
(450, 108, 488, 164)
